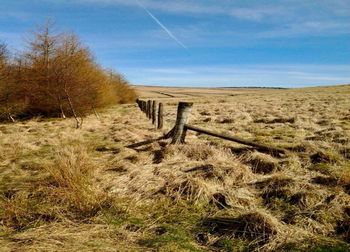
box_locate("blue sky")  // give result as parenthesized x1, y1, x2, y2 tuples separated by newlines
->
(1, 0, 350, 87)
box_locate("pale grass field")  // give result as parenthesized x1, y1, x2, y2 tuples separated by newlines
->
(0, 85, 350, 251)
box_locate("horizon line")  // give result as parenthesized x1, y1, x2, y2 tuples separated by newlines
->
(132, 83, 350, 89)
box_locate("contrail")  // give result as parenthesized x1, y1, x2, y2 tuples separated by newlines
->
(135, 0, 188, 49)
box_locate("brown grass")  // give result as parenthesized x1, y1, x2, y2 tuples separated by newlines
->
(1, 85, 350, 251)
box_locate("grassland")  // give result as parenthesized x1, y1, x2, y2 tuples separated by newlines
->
(1, 85, 350, 251)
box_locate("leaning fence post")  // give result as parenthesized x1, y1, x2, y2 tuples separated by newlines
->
(158, 103, 163, 129)
(171, 102, 193, 144)
(152, 100, 156, 125)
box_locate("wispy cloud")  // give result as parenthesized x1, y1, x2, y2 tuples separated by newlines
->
(229, 7, 285, 21)
(73, 0, 222, 15)
(145, 68, 194, 74)
(124, 64, 350, 87)
(257, 20, 350, 38)
(66, 0, 350, 42)
(71, 0, 350, 19)
(0, 10, 31, 21)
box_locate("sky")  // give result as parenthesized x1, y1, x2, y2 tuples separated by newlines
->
(1, 0, 350, 88)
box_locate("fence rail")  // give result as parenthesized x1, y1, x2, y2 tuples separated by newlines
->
(135, 99, 287, 155)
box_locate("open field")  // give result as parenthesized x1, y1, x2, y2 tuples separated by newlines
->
(1, 84, 350, 251)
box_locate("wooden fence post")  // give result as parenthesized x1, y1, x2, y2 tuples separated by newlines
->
(145, 100, 149, 115)
(171, 102, 193, 144)
(152, 100, 156, 125)
(147, 100, 151, 119)
(142, 101, 146, 113)
(158, 103, 163, 129)
(138, 99, 142, 110)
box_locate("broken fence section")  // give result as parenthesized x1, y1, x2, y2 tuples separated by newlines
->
(134, 99, 287, 155)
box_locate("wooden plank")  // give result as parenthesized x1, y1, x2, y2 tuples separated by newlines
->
(126, 136, 165, 148)
(184, 124, 286, 155)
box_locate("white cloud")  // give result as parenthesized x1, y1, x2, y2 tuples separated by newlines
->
(0, 10, 31, 21)
(257, 20, 350, 38)
(229, 7, 285, 21)
(73, 0, 223, 15)
(63, 0, 350, 42)
(146, 68, 195, 74)
(123, 64, 350, 87)
(70, 0, 350, 20)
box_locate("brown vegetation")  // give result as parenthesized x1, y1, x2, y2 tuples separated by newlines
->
(0, 22, 136, 126)
(1, 85, 350, 251)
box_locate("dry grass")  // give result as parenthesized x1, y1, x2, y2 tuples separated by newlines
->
(1, 85, 350, 251)
(44, 145, 109, 214)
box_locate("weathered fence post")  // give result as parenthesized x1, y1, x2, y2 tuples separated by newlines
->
(145, 100, 149, 115)
(142, 101, 146, 113)
(152, 100, 156, 125)
(158, 103, 163, 130)
(171, 102, 193, 144)
(138, 99, 142, 110)
(147, 100, 151, 119)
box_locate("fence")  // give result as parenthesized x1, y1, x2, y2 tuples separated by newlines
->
(136, 98, 164, 130)
(135, 99, 286, 155)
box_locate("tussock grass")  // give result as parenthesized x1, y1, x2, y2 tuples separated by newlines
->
(243, 151, 280, 174)
(1, 145, 109, 232)
(203, 210, 281, 244)
(44, 145, 109, 214)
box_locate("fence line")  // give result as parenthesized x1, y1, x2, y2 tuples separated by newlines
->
(136, 98, 164, 130)
(135, 99, 287, 155)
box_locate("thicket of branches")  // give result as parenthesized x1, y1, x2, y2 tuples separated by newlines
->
(0, 23, 136, 127)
